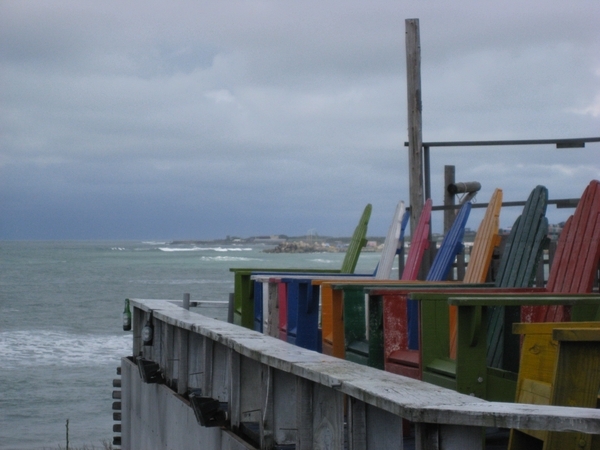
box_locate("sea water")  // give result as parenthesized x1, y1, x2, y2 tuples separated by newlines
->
(0, 241, 385, 449)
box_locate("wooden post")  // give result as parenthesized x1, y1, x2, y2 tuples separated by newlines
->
(444, 165, 456, 233)
(406, 18, 424, 233)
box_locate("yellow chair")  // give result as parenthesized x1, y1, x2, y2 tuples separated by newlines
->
(509, 321, 600, 450)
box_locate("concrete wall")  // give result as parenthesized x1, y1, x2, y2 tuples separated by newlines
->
(120, 299, 600, 450)
(121, 357, 254, 450)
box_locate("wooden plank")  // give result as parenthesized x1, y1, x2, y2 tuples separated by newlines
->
(295, 377, 313, 450)
(278, 281, 287, 341)
(187, 332, 203, 389)
(532, 180, 600, 323)
(229, 349, 241, 430)
(285, 281, 299, 346)
(365, 404, 403, 449)
(426, 202, 471, 282)
(320, 283, 335, 356)
(513, 321, 600, 336)
(488, 185, 548, 370)
(447, 294, 600, 307)
(348, 398, 368, 450)
(312, 384, 344, 450)
(450, 189, 502, 358)
(545, 335, 600, 450)
(176, 327, 189, 395)
(340, 203, 373, 274)
(509, 321, 600, 450)
(272, 369, 297, 446)
(463, 189, 503, 284)
(331, 287, 345, 358)
(374, 201, 405, 279)
(202, 336, 214, 397)
(253, 280, 264, 332)
(553, 327, 600, 341)
(497, 186, 548, 288)
(265, 281, 278, 337)
(557, 181, 600, 294)
(343, 286, 368, 361)
(299, 283, 320, 350)
(401, 198, 432, 281)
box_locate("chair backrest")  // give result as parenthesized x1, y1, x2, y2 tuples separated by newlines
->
(326, 201, 427, 359)
(463, 189, 503, 283)
(486, 185, 549, 370)
(374, 201, 406, 279)
(403, 202, 471, 350)
(400, 199, 432, 281)
(425, 202, 471, 281)
(449, 189, 503, 358)
(547, 180, 600, 294)
(496, 185, 549, 288)
(340, 204, 373, 273)
(528, 180, 600, 322)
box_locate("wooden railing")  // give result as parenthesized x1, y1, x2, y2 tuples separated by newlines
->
(123, 299, 600, 450)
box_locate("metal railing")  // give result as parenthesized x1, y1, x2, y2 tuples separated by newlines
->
(404, 136, 600, 203)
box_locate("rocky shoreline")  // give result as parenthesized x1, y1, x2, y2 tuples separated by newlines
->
(263, 241, 342, 254)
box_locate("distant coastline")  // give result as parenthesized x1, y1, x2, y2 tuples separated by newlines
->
(168, 222, 565, 253)
(264, 241, 342, 254)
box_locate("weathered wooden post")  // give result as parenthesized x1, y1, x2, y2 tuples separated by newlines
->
(444, 166, 456, 233)
(406, 18, 424, 233)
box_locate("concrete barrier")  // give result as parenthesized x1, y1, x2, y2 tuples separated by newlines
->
(119, 299, 600, 449)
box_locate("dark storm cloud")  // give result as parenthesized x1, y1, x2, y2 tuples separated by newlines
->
(1, 0, 599, 239)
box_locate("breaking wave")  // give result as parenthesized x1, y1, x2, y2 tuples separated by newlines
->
(159, 247, 253, 252)
(0, 330, 131, 369)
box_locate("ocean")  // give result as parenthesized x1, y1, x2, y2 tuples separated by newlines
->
(0, 240, 385, 449)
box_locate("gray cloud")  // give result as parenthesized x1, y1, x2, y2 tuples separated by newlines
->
(1, 0, 599, 240)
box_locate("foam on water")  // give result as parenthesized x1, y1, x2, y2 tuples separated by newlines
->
(159, 246, 253, 252)
(134, 278, 233, 285)
(0, 330, 131, 369)
(308, 258, 338, 264)
(199, 255, 262, 262)
(164, 278, 232, 285)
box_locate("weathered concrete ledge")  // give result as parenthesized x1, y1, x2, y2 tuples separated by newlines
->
(121, 299, 600, 449)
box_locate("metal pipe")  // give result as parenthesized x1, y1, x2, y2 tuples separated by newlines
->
(404, 136, 600, 148)
(447, 181, 481, 195)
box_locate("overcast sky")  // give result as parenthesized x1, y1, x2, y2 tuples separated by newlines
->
(1, 1, 599, 240)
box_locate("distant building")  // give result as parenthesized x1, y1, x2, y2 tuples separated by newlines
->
(253, 235, 286, 244)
